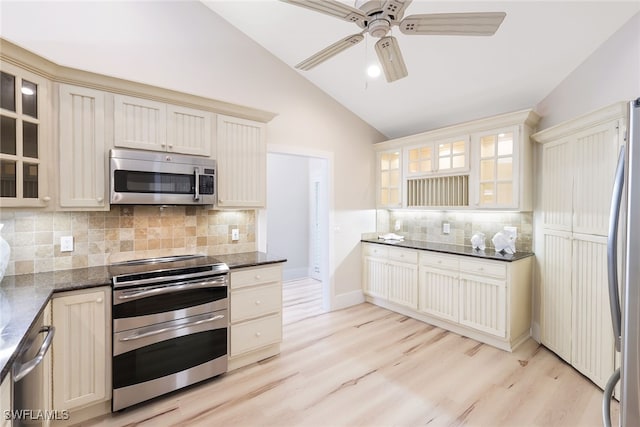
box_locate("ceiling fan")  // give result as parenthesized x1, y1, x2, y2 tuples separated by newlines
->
(281, 0, 506, 82)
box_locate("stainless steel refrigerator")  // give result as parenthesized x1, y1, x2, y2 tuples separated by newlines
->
(604, 98, 640, 427)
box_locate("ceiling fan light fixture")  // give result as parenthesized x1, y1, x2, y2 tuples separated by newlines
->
(367, 64, 381, 78)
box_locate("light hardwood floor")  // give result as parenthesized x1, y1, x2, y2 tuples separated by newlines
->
(79, 281, 618, 427)
(282, 277, 324, 325)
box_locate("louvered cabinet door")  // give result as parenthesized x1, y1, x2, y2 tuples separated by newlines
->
(52, 288, 111, 411)
(418, 266, 459, 322)
(114, 94, 166, 151)
(216, 115, 266, 207)
(363, 256, 388, 300)
(571, 234, 615, 388)
(541, 139, 573, 231)
(459, 274, 507, 338)
(58, 84, 107, 210)
(387, 260, 418, 309)
(540, 229, 573, 362)
(572, 120, 622, 236)
(166, 105, 213, 157)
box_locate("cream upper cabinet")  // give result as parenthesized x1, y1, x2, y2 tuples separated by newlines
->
(216, 114, 266, 208)
(114, 94, 213, 157)
(51, 287, 111, 412)
(0, 62, 51, 208)
(375, 109, 539, 210)
(376, 149, 402, 208)
(405, 136, 469, 177)
(58, 84, 109, 210)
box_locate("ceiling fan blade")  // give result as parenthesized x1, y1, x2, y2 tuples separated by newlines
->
(280, 0, 366, 26)
(375, 36, 408, 82)
(295, 33, 364, 71)
(381, 0, 413, 21)
(400, 12, 506, 36)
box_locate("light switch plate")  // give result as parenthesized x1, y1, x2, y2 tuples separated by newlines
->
(60, 236, 74, 252)
(231, 228, 240, 241)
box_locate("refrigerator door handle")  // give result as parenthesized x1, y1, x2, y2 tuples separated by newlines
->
(607, 144, 625, 352)
(603, 368, 621, 427)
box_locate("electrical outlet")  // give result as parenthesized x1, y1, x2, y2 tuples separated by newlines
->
(503, 226, 517, 240)
(60, 236, 74, 252)
(394, 220, 402, 231)
(442, 222, 450, 235)
(231, 228, 240, 241)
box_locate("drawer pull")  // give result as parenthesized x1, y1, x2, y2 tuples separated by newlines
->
(255, 332, 262, 338)
(255, 275, 261, 280)
(255, 300, 261, 305)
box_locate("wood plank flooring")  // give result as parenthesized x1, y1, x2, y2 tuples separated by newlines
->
(282, 277, 324, 325)
(78, 279, 617, 427)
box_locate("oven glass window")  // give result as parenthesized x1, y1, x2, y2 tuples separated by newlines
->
(113, 329, 227, 389)
(114, 170, 194, 194)
(113, 286, 226, 319)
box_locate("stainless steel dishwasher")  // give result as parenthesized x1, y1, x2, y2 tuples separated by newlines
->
(12, 309, 55, 427)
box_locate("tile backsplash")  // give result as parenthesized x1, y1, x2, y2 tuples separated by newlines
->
(0, 206, 256, 275)
(375, 210, 533, 252)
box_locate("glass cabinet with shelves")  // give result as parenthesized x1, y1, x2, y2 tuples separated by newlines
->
(0, 64, 49, 207)
(377, 150, 401, 207)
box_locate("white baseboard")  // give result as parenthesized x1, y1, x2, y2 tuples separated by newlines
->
(331, 289, 365, 311)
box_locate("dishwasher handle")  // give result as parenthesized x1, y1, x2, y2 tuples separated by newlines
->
(13, 325, 55, 382)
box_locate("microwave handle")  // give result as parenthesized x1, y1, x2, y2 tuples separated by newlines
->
(194, 167, 200, 201)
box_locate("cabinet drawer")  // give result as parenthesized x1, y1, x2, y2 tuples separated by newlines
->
(231, 284, 281, 322)
(388, 248, 417, 264)
(363, 244, 389, 258)
(231, 265, 282, 289)
(420, 252, 460, 270)
(460, 259, 506, 279)
(230, 314, 282, 356)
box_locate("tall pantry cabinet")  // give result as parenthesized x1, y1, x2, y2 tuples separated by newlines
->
(533, 102, 626, 389)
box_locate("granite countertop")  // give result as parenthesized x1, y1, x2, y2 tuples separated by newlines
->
(361, 238, 534, 262)
(0, 251, 285, 383)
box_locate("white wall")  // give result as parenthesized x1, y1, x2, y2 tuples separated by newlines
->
(0, 0, 384, 308)
(536, 12, 640, 130)
(530, 11, 640, 341)
(266, 154, 310, 281)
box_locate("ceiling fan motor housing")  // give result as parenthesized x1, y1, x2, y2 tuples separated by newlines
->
(368, 18, 391, 37)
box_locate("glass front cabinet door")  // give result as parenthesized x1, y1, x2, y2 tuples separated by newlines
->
(377, 150, 401, 208)
(0, 64, 49, 207)
(473, 126, 519, 209)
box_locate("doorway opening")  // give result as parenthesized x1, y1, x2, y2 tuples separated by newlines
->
(265, 152, 329, 325)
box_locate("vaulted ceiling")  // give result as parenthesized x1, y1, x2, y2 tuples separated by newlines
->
(204, 1, 640, 138)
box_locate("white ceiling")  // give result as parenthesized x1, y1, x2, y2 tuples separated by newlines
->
(203, 0, 639, 139)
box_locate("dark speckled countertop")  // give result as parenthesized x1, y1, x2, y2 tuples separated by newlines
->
(361, 238, 534, 262)
(0, 251, 286, 383)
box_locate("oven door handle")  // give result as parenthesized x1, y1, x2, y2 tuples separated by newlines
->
(118, 314, 225, 342)
(117, 278, 227, 301)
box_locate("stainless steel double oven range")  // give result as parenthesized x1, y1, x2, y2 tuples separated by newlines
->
(110, 255, 229, 411)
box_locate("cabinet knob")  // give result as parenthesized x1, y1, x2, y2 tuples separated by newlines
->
(97, 197, 104, 203)
(255, 300, 261, 305)
(437, 260, 442, 264)
(42, 196, 51, 202)
(168, 144, 173, 149)
(478, 267, 484, 271)
(255, 332, 262, 338)
(255, 275, 261, 280)
(96, 297, 103, 303)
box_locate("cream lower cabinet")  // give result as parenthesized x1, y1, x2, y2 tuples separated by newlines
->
(362, 244, 418, 310)
(363, 243, 532, 351)
(51, 287, 111, 414)
(228, 264, 283, 371)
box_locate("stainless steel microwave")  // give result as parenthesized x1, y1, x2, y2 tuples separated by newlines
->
(110, 149, 216, 205)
